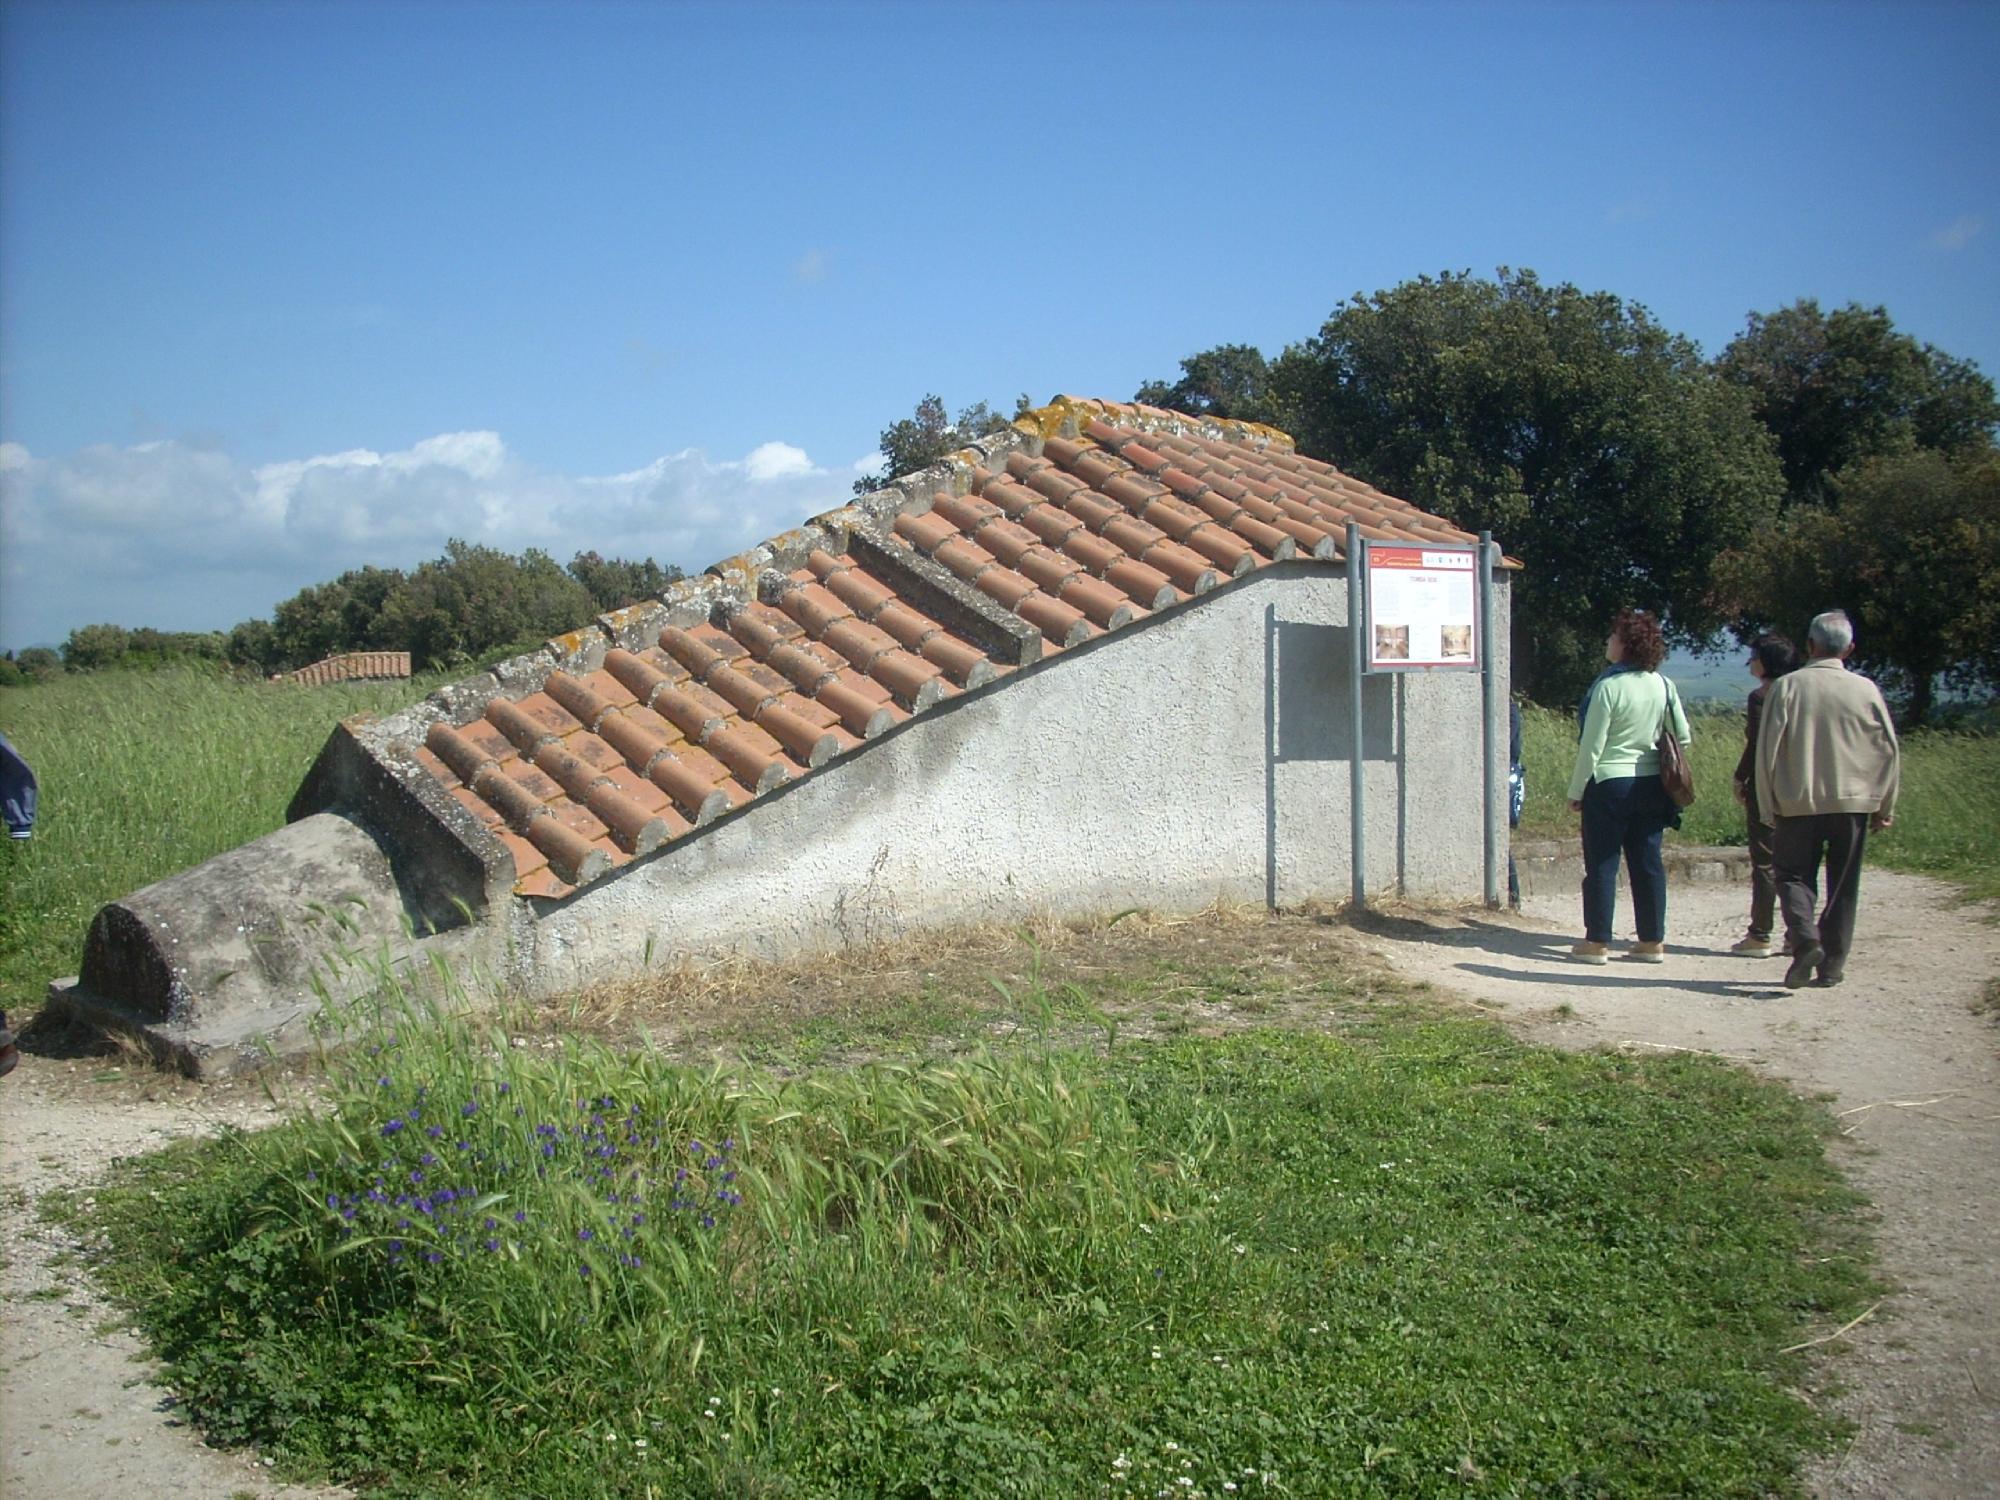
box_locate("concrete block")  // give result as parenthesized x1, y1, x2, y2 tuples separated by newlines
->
(598, 600, 672, 653)
(1510, 839, 1751, 900)
(490, 647, 557, 699)
(289, 720, 510, 923)
(429, 672, 503, 725)
(55, 811, 491, 1077)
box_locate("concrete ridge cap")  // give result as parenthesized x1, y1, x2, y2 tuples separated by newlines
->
(351, 695, 450, 750)
(1014, 396, 1300, 456)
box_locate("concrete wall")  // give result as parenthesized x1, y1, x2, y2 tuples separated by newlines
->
(525, 564, 1510, 990)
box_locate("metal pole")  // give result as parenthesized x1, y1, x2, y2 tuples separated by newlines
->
(1478, 530, 1499, 908)
(1347, 522, 1366, 910)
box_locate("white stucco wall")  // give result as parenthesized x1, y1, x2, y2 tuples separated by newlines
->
(525, 564, 1510, 988)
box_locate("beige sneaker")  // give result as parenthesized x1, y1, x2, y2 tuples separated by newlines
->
(1570, 940, 1610, 965)
(1629, 941, 1666, 963)
(1730, 934, 1773, 955)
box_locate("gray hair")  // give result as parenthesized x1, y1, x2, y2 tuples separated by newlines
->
(1808, 611, 1854, 656)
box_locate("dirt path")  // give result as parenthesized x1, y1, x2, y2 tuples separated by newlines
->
(0, 1064, 349, 1499)
(1359, 868, 2000, 1500)
(1, 867, 1994, 1498)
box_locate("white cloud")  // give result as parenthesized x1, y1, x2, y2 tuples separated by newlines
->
(0, 429, 853, 649)
(742, 441, 813, 481)
(1929, 215, 1982, 252)
(792, 247, 830, 283)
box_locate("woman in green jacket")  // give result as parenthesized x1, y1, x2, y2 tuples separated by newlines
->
(1566, 609, 1691, 964)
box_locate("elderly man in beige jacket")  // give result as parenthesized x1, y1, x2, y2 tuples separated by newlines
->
(1755, 610, 1901, 989)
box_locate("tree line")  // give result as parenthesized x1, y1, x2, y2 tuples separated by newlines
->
(871, 271, 1998, 724)
(1, 543, 683, 686)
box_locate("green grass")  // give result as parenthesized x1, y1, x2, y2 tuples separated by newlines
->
(1517, 700, 2000, 901)
(0, 664, 441, 1016)
(60, 984, 1874, 1499)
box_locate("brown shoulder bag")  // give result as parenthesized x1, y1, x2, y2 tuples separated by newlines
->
(1656, 679, 1695, 808)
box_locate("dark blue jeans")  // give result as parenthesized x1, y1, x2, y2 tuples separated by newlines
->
(1580, 775, 1672, 943)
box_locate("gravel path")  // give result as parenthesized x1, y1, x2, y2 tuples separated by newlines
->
(1, 865, 1994, 1498)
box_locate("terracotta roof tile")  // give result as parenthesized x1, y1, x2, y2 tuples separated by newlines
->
(288, 650, 414, 685)
(400, 398, 1500, 896)
(451, 783, 504, 828)
(515, 866, 572, 900)
(412, 744, 459, 789)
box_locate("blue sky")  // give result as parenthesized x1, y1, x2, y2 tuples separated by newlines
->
(2, 0, 1995, 651)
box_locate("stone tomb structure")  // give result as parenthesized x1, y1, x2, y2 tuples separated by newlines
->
(52, 398, 1516, 1075)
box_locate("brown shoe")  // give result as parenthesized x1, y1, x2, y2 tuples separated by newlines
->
(1570, 941, 1610, 966)
(1628, 942, 1666, 963)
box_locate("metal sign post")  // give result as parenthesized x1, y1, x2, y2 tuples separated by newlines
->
(1478, 531, 1498, 908)
(1346, 522, 1366, 909)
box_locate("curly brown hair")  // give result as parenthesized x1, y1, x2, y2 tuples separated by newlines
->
(1610, 608, 1667, 672)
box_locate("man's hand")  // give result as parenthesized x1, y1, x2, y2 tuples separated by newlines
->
(1733, 781, 1748, 807)
(1870, 811, 1894, 831)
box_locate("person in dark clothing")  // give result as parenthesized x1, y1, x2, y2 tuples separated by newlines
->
(1, 732, 35, 1076)
(1730, 634, 1800, 956)
(1507, 698, 1524, 909)
(1, 732, 35, 841)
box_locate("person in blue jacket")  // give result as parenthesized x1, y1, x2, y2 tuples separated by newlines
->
(1, 731, 34, 1076)
(1, 732, 34, 841)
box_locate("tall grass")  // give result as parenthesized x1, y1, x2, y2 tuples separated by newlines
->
(1517, 699, 2000, 901)
(0, 664, 438, 1013)
(66, 970, 1874, 1498)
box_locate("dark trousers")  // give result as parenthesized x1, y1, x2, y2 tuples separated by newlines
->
(1746, 814, 1778, 941)
(1772, 813, 1869, 965)
(1580, 776, 1671, 943)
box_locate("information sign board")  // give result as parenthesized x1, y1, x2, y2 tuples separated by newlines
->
(1362, 544, 1478, 672)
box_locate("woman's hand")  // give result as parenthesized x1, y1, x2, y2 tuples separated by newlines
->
(1567, 799, 1583, 813)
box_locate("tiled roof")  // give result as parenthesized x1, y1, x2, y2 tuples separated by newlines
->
(394, 398, 1502, 901)
(289, 650, 412, 685)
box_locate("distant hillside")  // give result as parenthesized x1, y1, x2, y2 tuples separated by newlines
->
(1664, 648, 1751, 704)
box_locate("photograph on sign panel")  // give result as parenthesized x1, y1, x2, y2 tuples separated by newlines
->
(1374, 623, 1410, 661)
(1439, 624, 1473, 659)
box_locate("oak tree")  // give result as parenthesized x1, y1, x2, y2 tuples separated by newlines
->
(1270, 269, 1785, 700)
(1716, 300, 1999, 508)
(1714, 447, 2000, 727)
